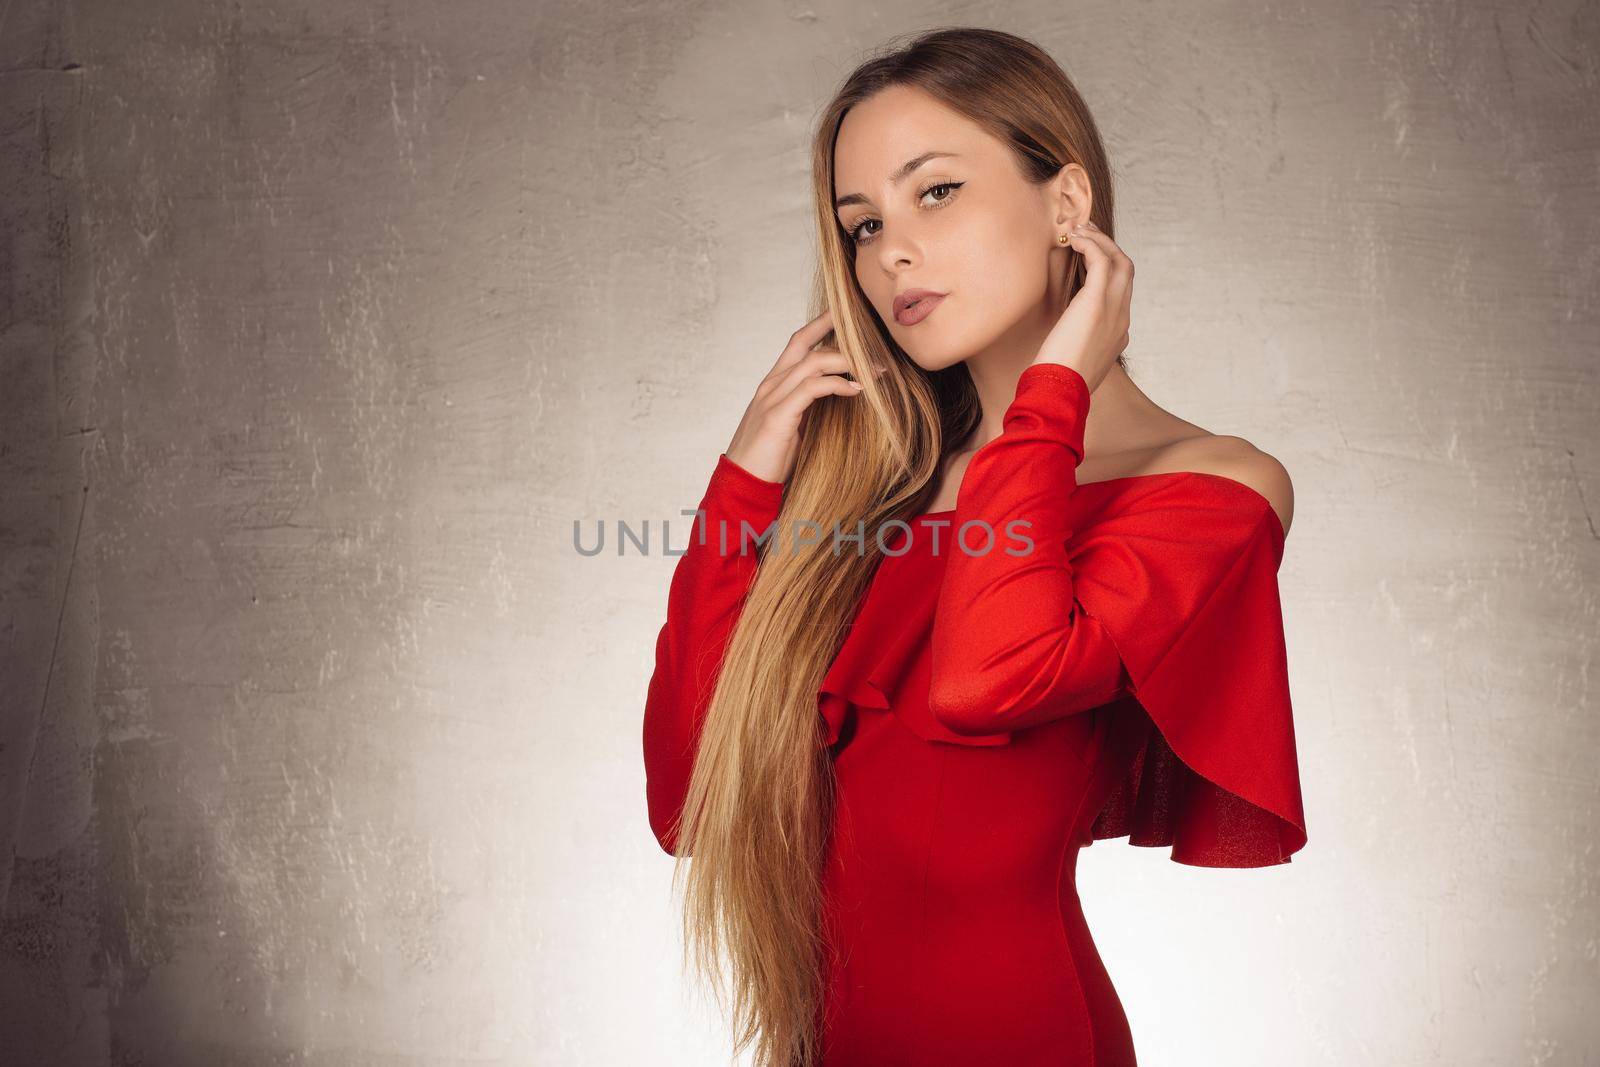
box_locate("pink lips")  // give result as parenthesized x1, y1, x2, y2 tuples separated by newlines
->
(893, 290, 946, 326)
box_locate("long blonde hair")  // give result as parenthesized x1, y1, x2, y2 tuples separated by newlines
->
(667, 27, 1125, 1066)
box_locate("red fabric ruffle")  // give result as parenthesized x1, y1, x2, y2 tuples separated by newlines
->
(816, 468, 1306, 868)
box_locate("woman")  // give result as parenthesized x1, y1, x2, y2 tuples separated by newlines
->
(642, 27, 1307, 1067)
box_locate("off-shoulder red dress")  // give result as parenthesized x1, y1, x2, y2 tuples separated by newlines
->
(643, 362, 1307, 1066)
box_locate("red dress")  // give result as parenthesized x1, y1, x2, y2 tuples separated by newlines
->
(643, 363, 1308, 1066)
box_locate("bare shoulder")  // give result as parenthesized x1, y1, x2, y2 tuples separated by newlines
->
(1164, 434, 1294, 537)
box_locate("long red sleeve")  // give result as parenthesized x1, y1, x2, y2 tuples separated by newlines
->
(928, 362, 1131, 736)
(642, 453, 784, 855)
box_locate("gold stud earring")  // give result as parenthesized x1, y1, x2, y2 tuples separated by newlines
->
(1057, 233, 1070, 245)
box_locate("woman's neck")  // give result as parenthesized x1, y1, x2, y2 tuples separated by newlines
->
(1080, 363, 1207, 462)
(959, 360, 1205, 465)
(922, 361, 1213, 513)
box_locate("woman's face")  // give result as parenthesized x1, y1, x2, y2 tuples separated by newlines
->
(832, 84, 1062, 372)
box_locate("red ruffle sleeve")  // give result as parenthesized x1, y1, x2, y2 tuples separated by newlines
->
(641, 452, 784, 855)
(822, 362, 1307, 868)
(1072, 475, 1307, 867)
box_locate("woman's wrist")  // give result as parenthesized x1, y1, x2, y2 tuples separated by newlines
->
(1020, 360, 1092, 397)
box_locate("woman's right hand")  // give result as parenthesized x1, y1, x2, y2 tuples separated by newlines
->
(724, 308, 869, 485)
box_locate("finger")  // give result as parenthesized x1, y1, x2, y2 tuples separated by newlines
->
(759, 346, 848, 400)
(771, 372, 865, 419)
(1076, 222, 1134, 281)
(773, 352, 869, 408)
(1071, 227, 1134, 300)
(1068, 223, 1121, 260)
(1067, 227, 1116, 293)
(777, 348, 856, 394)
(772, 308, 837, 373)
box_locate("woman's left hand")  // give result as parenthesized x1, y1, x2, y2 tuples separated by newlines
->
(1032, 220, 1133, 394)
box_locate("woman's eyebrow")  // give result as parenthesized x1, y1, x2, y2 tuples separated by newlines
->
(834, 151, 963, 211)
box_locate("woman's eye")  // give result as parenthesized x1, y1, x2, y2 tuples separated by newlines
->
(846, 182, 964, 247)
(847, 218, 881, 244)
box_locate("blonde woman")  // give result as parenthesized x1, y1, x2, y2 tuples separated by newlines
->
(643, 27, 1307, 1067)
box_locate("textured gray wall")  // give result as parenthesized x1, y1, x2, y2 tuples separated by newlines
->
(2, 1, 1596, 1064)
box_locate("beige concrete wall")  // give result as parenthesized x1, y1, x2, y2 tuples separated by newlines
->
(1, 1, 1595, 1063)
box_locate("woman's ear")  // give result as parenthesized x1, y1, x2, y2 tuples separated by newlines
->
(1051, 162, 1094, 230)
